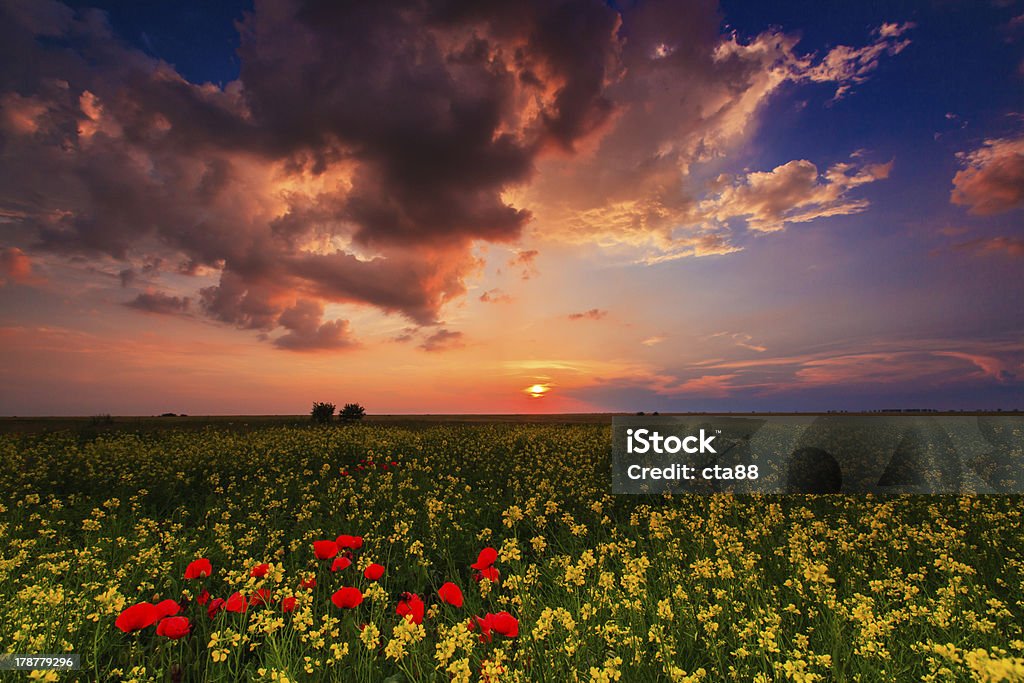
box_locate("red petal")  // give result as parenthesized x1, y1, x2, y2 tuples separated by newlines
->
(314, 540, 340, 560)
(438, 582, 464, 608)
(471, 547, 498, 570)
(115, 602, 159, 633)
(331, 587, 363, 609)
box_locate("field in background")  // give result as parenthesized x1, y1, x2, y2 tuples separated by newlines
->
(1, 422, 1022, 681)
(3, 411, 1020, 435)
(0, 414, 622, 435)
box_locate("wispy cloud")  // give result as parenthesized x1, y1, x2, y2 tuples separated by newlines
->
(125, 291, 191, 315)
(479, 288, 513, 304)
(567, 309, 608, 321)
(419, 329, 465, 353)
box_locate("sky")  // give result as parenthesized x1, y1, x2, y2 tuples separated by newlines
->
(0, 0, 1022, 415)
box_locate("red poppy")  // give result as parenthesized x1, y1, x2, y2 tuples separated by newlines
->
(363, 563, 385, 581)
(396, 593, 425, 625)
(468, 615, 493, 643)
(184, 558, 213, 580)
(225, 592, 248, 613)
(438, 582, 464, 608)
(281, 596, 297, 613)
(313, 540, 339, 560)
(473, 566, 500, 583)
(331, 557, 352, 572)
(156, 616, 191, 640)
(154, 599, 180, 619)
(489, 611, 519, 638)
(299, 575, 317, 589)
(115, 602, 160, 633)
(336, 534, 364, 550)
(251, 563, 270, 578)
(206, 598, 225, 619)
(471, 547, 498, 570)
(249, 588, 273, 606)
(469, 612, 518, 641)
(331, 587, 363, 609)
(197, 590, 210, 606)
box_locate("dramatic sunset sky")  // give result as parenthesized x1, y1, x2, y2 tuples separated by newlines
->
(1, 0, 1022, 414)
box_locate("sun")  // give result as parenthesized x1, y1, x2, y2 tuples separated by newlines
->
(524, 383, 551, 399)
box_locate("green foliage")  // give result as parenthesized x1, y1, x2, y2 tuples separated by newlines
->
(339, 403, 366, 422)
(310, 401, 336, 424)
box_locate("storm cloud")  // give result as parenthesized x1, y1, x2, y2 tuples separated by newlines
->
(0, 0, 907, 346)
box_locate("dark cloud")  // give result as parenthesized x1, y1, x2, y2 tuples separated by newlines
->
(419, 328, 465, 352)
(124, 291, 190, 314)
(273, 299, 356, 351)
(0, 0, 625, 347)
(568, 308, 607, 320)
(0, 0, 913, 347)
(233, 0, 622, 249)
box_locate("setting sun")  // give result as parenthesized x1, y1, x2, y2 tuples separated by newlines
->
(525, 383, 551, 399)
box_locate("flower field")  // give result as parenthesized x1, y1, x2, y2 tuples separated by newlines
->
(1, 423, 1022, 682)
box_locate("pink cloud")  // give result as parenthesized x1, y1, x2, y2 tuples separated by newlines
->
(671, 374, 740, 398)
(582, 338, 1022, 403)
(567, 308, 607, 321)
(934, 351, 1019, 383)
(952, 236, 1024, 258)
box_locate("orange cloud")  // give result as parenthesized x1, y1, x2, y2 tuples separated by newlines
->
(479, 288, 513, 304)
(699, 157, 892, 232)
(951, 135, 1024, 215)
(0, 247, 45, 286)
(802, 22, 915, 100)
(522, 22, 906, 261)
